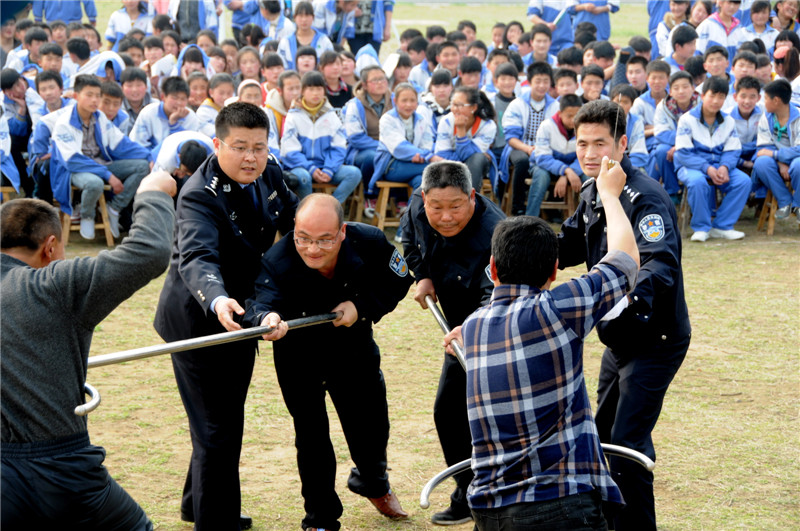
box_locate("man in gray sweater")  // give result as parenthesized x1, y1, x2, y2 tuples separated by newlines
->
(0, 172, 177, 530)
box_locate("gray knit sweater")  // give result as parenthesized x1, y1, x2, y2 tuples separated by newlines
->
(1, 192, 175, 444)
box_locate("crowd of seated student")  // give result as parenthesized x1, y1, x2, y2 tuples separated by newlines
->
(3, 0, 800, 245)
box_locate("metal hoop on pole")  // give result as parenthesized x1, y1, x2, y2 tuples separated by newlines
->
(74, 383, 101, 417)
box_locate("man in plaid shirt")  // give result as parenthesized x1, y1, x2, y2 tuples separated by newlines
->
(446, 152, 639, 530)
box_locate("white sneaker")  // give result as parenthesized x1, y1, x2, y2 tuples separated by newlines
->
(709, 228, 745, 240)
(106, 205, 120, 238)
(363, 198, 376, 220)
(80, 218, 95, 240)
(690, 230, 709, 242)
(775, 205, 792, 219)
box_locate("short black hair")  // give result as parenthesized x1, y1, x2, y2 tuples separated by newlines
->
(446, 30, 466, 43)
(580, 64, 604, 81)
(672, 25, 698, 48)
(216, 101, 269, 141)
(554, 67, 578, 83)
(467, 40, 488, 57)
(101, 80, 123, 99)
(421, 160, 473, 194)
(121, 67, 148, 85)
(494, 62, 519, 79)
(65, 21, 83, 37)
(161, 76, 190, 96)
(751, 0, 771, 14)
(626, 55, 649, 71)
(531, 23, 552, 40)
(574, 31, 596, 49)
(592, 40, 615, 60)
(701, 75, 729, 97)
(646, 59, 671, 76)
(197, 29, 217, 45)
(763, 78, 792, 104)
(66, 37, 90, 61)
(425, 41, 439, 65)
(576, 21, 598, 35)
(184, 46, 205, 65)
(35, 70, 63, 91)
(684, 55, 706, 79)
(74, 74, 102, 94)
(143, 35, 163, 49)
(668, 70, 694, 87)
(609, 83, 638, 103)
(457, 20, 476, 33)
(458, 56, 482, 74)
(487, 48, 511, 64)
(263, 0, 282, 15)
(518, 32, 533, 45)
(429, 69, 452, 86)
(492, 216, 558, 288)
(527, 61, 553, 84)
(39, 42, 63, 57)
(152, 14, 175, 33)
(0, 198, 62, 250)
(179, 140, 209, 174)
(118, 38, 144, 54)
(734, 75, 761, 93)
(732, 50, 758, 68)
(318, 50, 340, 69)
(161, 30, 181, 48)
(426, 25, 447, 40)
(629, 35, 652, 53)
(400, 27, 423, 42)
(407, 36, 428, 54)
(437, 41, 458, 56)
(262, 50, 283, 69)
(24, 27, 48, 45)
(295, 45, 317, 61)
(756, 53, 771, 69)
(300, 70, 326, 90)
(704, 45, 729, 61)
(557, 46, 584, 67)
(294, 1, 314, 17)
(559, 93, 583, 112)
(737, 40, 762, 55)
(208, 72, 234, 90)
(574, 99, 626, 143)
(278, 69, 301, 89)
(15, 19, 34, 34)
(0, 69, 21, 91)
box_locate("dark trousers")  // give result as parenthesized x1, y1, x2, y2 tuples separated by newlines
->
(274, 338, 391, 531)
(348, 33, 381, 55)
(471, 491, 607, 531)
(509, 149, 532, 215)
(10, 134, 33, 197)
(594, 337, 689, 531)
(171, 341, 257, 531)
(433, 352, 474, 511)
(32, 158, 53, 203)
(1, 433, 152, 531)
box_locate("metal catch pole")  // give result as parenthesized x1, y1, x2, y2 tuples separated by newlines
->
(424, 295, 467, 369)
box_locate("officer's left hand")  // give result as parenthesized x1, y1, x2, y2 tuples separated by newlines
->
(216, 297, 245, 331)
(443, 326, 463, 357)
(331, 301, 358, 327)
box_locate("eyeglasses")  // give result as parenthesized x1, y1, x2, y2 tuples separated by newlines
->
(294, 233, 340, 249)
(367, 77, 388, 85)
(219, 139, 269, 157)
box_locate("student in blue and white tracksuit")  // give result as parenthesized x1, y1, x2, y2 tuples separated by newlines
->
(313, 0, 357, 46)
(105, 4, 153, 52)
(370, 83, 440, 194)
(280, 71, 361, 203)
(33, 0, 97, 25)
(752, 79, 800, 220)
(277, 2, 333, 71)
(253, 1, 296, 49)
(695, 2, 746, 59)
(434, 86, 497, 193)
(573, 0, 620, 42)
(647, 0, 672, 54)
(674, 77, 750, 241)
(0, 109, 20, 193)
(152, 131, 214, 174)
(27, 105, 73, 202)
(527, 0, 576, 54)
(168, 0, 219, 40)
(225, 0, 258, 43)
(630, 77, 664, 154)
(51, 76, 152, 239)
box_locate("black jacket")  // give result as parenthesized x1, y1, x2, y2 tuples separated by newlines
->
(558, 156, 691, 353)
(400, 189, 506, 328)
(154, 154, 298, 342)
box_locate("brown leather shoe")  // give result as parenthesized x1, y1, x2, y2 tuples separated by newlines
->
(368, 490, 408, 519)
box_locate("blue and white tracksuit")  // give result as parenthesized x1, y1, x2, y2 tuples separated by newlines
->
(752, 106, 800, 209)
(527, 0, 577, 54)
(371, 108, 436, 193)
(630, 89, 660, 152)
(168, 0, 219, 37)
(129, 102, 213, 151)
(696, 14, 746, 64)
(1, 111, 19, 192)
(499, 92, 559, 183)
(171, 44, 212, 78)
(409, 59, 434, 92)
(280, 102, 361, 203)
(627, 112, 649, 170)
(674, 105, 750, 231)
(651, 97, 700, 195)
(435, 112, 498, 187)
(152, 131, 215, 174)
(277, 29, 333, 70)
(529, 114, 583, 216)
(735, 0, 754, 27)
(51, 105, 152, 216)
(647, 0, 672, 55)
(313, 0, 356, 45)
(105, 8, 153, 51)
(70, 51, 126, 88)
(27, 104, 73, 177)
(574, 0, 620, 42)
(256, 14, 296, 51)
(742, 23, 778, 56)
(730, 104, 762, 166)
(33, 0, 97, 24)
(4, 88, 45, 139)
(227, 0, 258, 32)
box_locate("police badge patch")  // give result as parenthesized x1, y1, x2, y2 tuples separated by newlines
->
(389, 248, 408, 277)
(639, 214, 665, 242)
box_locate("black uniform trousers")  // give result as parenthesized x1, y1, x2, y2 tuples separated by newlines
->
(273, 335, 390, 531)
(171, 341, 256, 531)
(1, 433, 152, 531)
(434, 351, 475, 512)
(594, 336, 689, 531)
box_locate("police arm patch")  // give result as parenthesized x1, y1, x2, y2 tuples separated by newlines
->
(638, 214, 665, 242)
(389, 248, 409, 277)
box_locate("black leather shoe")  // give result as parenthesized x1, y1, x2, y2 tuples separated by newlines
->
(431, 505, 473, 525)
(180, 512, 253, 530)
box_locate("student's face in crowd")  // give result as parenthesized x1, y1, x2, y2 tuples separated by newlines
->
(395, 88, 418, 120)
(756, 64, 773, 85)
(209, 54, 226, 75)
(239, 54, 261, 79)
(182, 60, 205, 79)
(1, 19, 15, 40)
(735, 87, 760, 115)
(302, 85, 326, 106)
(437, 46, 460, 73)
(763, 94, 781, 114)
(222, 44, 238, 69)
(670, 0, 688, 20)
(529, 73, 551, 101)
(431, 82, 452, 107)
(100, 95, 122, 120)
(197, 34, 215, 54)
(126, 46, 144, 66)
(296, 54, 316, 75)
(189, 80, 208, 107)
(750, 7, 770, 27)
(461, 26, 476, 43)
(732, 60, 756, 81)
(517, 40, 532, 56)
(38, 79, 62, 104)
(40, 53, 63, 73)
(295, 12, 314, 31)
(162, 91, 189, 115)
(581, 75, 604, 101)
(340, 55, 356, 77)
(701, 90, 726, 115)
(532, 34, 551, 57)
(51, 26, 67, 45)
(294, 206, 344, 276)
(455, 39, 468, 56)
(85, 30, 99, 51)
(407, 48, 425, 66)
(560, 105, 580, 130)
(365, 70, 389, 99)
(594, 55, 614, 70)
(394, 65, 411, 83)
(627, 64, 647, 90)
(704, 53, 728, 77)
(506, 24, 522, 45)
(214, 126, 269, 184)
(647, 71, 669, 95)
(690, 1, 711, 24)
(612, 95, 633, 115)
(321, 58, 342, 81)
(28, 39, 44, 61)
(583, 48, 594, 66)
(467, 47, 486, 64)
(209, 82, 234, 106)
(487, 55, 508, 76)
(450, 90, 476, 124)
(75, 85, 101, 114)
(239, 86, 263, 106)
(144, 45, 164, 64)
(422, 186, 476, 238)
(720, 0, 741, 18)
(555, 75, 578, 96)
(262, 64, 284, 85)
(675, 40, 696, 60)
(670, 78, 694, 106)
(122, 79, 147, 104)
(495, 74, 517, 96)
(491, 27, 505, 46)
(6, 78, 25, 100)
(576, 122, 627, 178)
(459, 70, 481, 89)
(280, 76, 302, 105)
(163, 36, 180, 57)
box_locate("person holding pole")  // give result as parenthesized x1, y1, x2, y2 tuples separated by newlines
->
(1, 171, 177, 530)
(153, 102, 298, 531)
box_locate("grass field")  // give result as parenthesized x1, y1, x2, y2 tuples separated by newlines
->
(18, 2, 800, 530)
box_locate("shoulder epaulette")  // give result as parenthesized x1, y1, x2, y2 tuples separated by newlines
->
(205, 175, 219, 197)
(622, 183, 641, 204)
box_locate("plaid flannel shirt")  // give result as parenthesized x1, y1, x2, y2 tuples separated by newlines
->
(463, 250, 637, 509)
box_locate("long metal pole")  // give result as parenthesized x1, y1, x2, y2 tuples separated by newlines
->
(425, 295, 467, 369)
(87, 312, 341, 369)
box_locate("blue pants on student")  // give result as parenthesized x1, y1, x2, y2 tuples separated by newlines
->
(384, 159, 425, 191)
(526, 167, 588, 217)
(71, 159, 150, 220)
(678, 167, 750, 232)
(752, 157, 800, 209)
(354, 148, 377, 193)
(648, 144, 680, 195)
(291, 166, 362, 204)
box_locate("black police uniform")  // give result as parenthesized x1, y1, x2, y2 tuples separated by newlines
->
(154, 154, 297, 531)
(243, 223, 413, 531)
(400, 189, 505, 516)
(558, 155, 691, 531)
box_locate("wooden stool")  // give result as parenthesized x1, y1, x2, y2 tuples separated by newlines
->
(757, 185, 797, 235)
(500, 166, 514, 216)
(480, 178, 496, 203)
(0, 186, 18, 204)
(311, 181, 364, 223)
(526, 177, 578, 220)
(372, 181, 413, 231)
(678, 189, 691, 237)
(60, 185, 115, 247)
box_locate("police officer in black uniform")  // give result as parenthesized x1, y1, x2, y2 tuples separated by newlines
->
(399, 161, 505, 526)
(239, 194, 413, 531)
(558, 100, 691, 531)
(154, 103, 298, 531)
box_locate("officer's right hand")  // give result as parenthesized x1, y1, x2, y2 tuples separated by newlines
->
(215, 297, 245, 331)
(414, 278, 436, 309)
(261, 312, 288, 341)
(137, 171, 178, 197)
